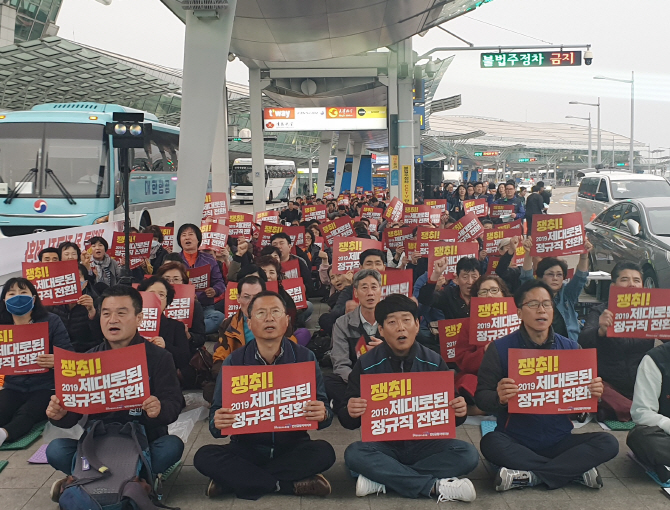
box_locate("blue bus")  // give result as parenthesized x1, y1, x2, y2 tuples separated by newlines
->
(0, 103, 180, 236)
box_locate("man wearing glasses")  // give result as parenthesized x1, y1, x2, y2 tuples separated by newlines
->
(475, 279, 618, 492)
(195, 291, 336, 499)
(492, 182, 525, 225)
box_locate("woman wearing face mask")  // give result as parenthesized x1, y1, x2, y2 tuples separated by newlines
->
(0, 278, 72, 448)
(49, 264, 102, 353)
(144, 225, 170, 270)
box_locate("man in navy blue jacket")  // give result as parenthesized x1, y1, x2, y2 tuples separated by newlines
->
(341, 294, 479, 502)
(193, 291, 336, 500)
(475, 279, 618, 491)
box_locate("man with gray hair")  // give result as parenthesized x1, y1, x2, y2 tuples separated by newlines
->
(324, 269, 383, 419)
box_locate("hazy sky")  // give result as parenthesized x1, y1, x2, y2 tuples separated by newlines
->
(56, 0, 670, 154)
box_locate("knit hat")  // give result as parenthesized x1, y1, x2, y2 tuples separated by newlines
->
(176, 223, 202, 249)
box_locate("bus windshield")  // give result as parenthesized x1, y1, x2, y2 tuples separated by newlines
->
(231, 165, 253, 186)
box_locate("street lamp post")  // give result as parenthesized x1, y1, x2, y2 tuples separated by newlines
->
(566, 115, 592, 168)
(594, 72, 635, 172)
(569, 98, 601, 164)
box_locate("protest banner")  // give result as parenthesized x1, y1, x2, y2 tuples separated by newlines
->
(486, 248, 525, 274)
(508, 348, 598, 414)
(222, 362, 317, 434)
(0, 323, 49, 375)
(438, 318, 469, 363)
(227, 212, 254, 240)
(186, 265, 210, 291)
(423, 199, 448, 212)
(384, 197, 404, 223)
(382, 226, 414, 251)
(361, 371, 456, 441)
(322, 216, 355, 247)
(380, 269, 413, 298)
(367, 218, 379, 234)
(302, 205, 327, 222)
(164, 284, 196, 327)
(469, 297, 521, 345)
(531, 212, 586, 257)
(23, 260, 81, 306)
(202, 192, 229, 222)
(494, 219, 523, 232)
(427, 242, 480, 280)
(138, 292, 162, 338)
(402, 205, 432, 225)
(160, 226, 174, 252)
(260, 224, 305, 247)
(415, 228, 458, 256)
(452, 212, 485, 242)
(490, 204, 515, 221)
(224, 283, 239, 318)
(337, 195, 350, 207)
(332, 238, 383, 274)
(361, 206, 384, 221)
(483, 229, 519, 255)
(55, 343, 150, 414)
(200, 223, 229, 252)
(314, 236, 325, 250)
(255, 210, 279, 225)
(607, 287, 670, 340)
(109, 232, 152, 269)
(281, 258, 301, 280)
(283, 278, 308, 309)
(463, 199, 489, 218)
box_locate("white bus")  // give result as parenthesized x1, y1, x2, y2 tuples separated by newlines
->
(230, 158, 296, 203)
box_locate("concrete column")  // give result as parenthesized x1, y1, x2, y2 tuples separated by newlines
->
(0, 4, 16, 47)
(249, 67, 266, 216)
(173, 3, 236, 243)
(308, 158, 313, 196)
(397, 38, 415, 203)
(388, 49, 399, 199)
(211, 85, 229, 193)
(333, 133, 350, 196)
(316, 133, 332, 198)
(349, 141, 363, 193)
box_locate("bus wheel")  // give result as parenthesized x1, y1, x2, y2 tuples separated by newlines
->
(267, 191, 273, 203)
(140, 212, 151, 230)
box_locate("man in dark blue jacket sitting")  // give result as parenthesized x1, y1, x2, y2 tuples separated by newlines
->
(194, 291, 336, 500)
(475, 279, 618, 491)
(341, 294, 479, 502)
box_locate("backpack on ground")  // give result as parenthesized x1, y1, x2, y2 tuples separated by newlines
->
(306, 329, 332, 367)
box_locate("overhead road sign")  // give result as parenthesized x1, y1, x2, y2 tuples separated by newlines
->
(518, 158, 538, 163)
(481, 51, 582, 68)
(474, 151, 500, 157)
(263, 107, 387, 131)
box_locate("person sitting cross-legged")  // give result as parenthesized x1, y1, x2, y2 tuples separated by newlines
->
(341, 294, 479, 502)
(475, 279, 619, 492)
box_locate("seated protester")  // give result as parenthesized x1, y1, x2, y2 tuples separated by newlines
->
(414, 271, 445, 354)
(475, 279, 618, 492)
(128, 227, 152, 283)
(494, 236, 523, 295)
(88, 236, 122, 287)
(59, 241, 95, 286)
(255, 256, 299, 334)
(492, 182, 525, 224)
(326, 269, 383, 416)
(137, 277, 192, 386)
(178, 223, 226, 335)
(319, 267, 353, 310)
(143, 225, 170, 270)
(341, 295, 478, 501)
(279, 201, 301, 224)
(418, 257, 480, 320)
(271, 232, 314, 324)
(46, 285, 185, 500)
(0, 278, 72, 448)
(354, 221, 372, 239)
(579, 262, 653, 422)
(302, 229, 328, 278)
(194, 291, 336, 500)
(39, 247, 60, 262)
(50, 264, 102, 353)
(520, 237, 592, 341)
(154, 261, 207, 352)
(226, 237, 255, 282)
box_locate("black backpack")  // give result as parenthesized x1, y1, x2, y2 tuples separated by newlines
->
(306, 330, 332, 367)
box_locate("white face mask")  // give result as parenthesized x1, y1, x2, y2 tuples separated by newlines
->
(150, 239, 161, 256)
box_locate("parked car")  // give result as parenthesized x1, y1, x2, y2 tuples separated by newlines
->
(585, 197, 670, 288)
(575, 171, 670, 225)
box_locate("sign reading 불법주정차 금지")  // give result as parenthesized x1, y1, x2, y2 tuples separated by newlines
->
(469, 297, 521, 345)
(222, 362, 317, 434)
(606, 287, 670, 340)
(0, 323, 50, 376)
(54, 343, 150, 414)
(360, 371, 456, 441)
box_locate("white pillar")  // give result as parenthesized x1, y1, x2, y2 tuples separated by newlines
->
(308, 158, 313, 196)
(174, 4, 236, 242)
(349, 142, 364, 193)
(0, 3, 16, 47)
(211, 85, 229, 193)
(249, 67, 266, 216)
(316, 133, 332, 199)
(333, 133, 350, 196)
(397, 39, 415, 203)
(388, 51, 399, 199)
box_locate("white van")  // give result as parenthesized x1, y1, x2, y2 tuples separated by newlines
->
(576, 171, 670, 224)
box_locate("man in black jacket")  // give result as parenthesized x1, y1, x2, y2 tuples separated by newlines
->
(271, 232, 314, 325)
(342, 295, 478, 501)
(579, 261, 654, 421)
(46, 286, 185, 500)
(525, 184, 547, 233)
(418, 257, 480, 320)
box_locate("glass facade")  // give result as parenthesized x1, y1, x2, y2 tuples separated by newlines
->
(2, 0, 62, 43)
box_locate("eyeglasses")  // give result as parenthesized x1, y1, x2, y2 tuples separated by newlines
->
(477, 288, 500, 297)
(522, 300, 553, 310)
(543, 272, 564, 280)
(252, 309, 284, 320)
(163, 277, 183, 284)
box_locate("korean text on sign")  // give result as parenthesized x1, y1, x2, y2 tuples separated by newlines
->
(109, 232, 153, 269)
(332, 238, 383, 274)
(222, 362, 317, 435)
(438, 318, 468, 362)
(607, 287, 670, 340)
(23, 260, 81, 306)
(0, 323, 49, 376)
(508, 348, 597, 414)
(452, 212, 485, 242)
(186, 265, 210, 291)
(322, 216, 355, 247)
(138, 292, 162, 338)
(302, 205, 327, 222)
(202, 192, 228, 221)
(427, 242, 480, 280)
(361, 371, 456, 441)
(200, 223, 229, 252)
(55, 343, 150, 414)
(469, 297, 521, 345)
(382, 226, 414, 251)
(379, 270, 413, 298)
(282, 278, 307, 310)
(164, 284, 196, 327)
(384, 197, 404, 223)
(531, 212, 586, 257)
(463, 199, 488, 218)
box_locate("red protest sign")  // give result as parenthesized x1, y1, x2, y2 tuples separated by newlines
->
(200, 223, 229, 253)
(203, 192, 229, 222)
(322, 216, 355, 247)
(255, 210, 279, 224)
(494, 219, 523, 232)
(486, 248, 525, 274)
(109, 232, 152, 269)
(490, 204, 515, 220)
(402, 204, 432, 225)
(423, 199, 448, 212)
(415, 228, 458, 256)
(55, 343, 150, 415)
(380, 269, 413, 298)
(382, 226, 414, 251)
(508, 348, 598, 414)
(531, 212, 586, 257)
(281, 258, 301, 280)
(160, 227, 174, 252)
(361, 206, 384, 221)
(368, 218, 379, 234)
(607, 287, 670, 340)
(452, 212, 485, 242)
(332, 238, 383, 274)
(23, 260, 81, 306)
(463, 199, 488, 218)
(483, 229, 514, 255)
(384, 197, 404, 223)
(469, 297, 521, 345)
(0, 323, 49, 375)
(227, 212, 254, 240)
(222, 362, 317, 434)
(260, 224, 305, 247)
(138, 292, 162, 338)
(164, 284, 195, 327)
(337, 194, 350, 206)
(224, 283, 239, 318)
(186, 265, 210, 291)
(438, 318, 469, 363)
(427, 242, 480, 280)
(302, 205, 327, 222)
(283, 278, 308, 309)
(361, 371, 456, 442)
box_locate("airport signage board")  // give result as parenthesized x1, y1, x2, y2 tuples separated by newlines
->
(263, 107, 387, 131)
(481, 51, 582, 68)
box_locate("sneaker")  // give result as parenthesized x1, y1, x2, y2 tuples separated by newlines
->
(356, 475, 386, 497)
(205, 479, 224, 498)
(293, 474, 331, 497)
(436, 477, 476, 502)
(495, 467, 541, 492)
(577, 467, 603, 489)
(50, 477, 67, 503)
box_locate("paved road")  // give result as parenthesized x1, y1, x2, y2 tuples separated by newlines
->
(548, 186, 577, 214)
